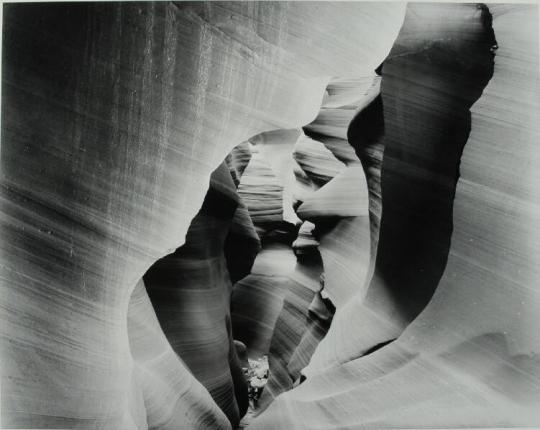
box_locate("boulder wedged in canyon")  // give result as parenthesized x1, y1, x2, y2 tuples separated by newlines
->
(1, 2, 407, 427)
(251, 3, 540, 428)
(292, 221, 319, 257)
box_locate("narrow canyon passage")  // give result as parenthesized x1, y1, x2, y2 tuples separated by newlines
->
(1, 2, 539, 430)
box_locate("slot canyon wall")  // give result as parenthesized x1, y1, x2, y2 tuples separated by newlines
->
(1, 2, 539, 430)
(251, 3, 540, 429)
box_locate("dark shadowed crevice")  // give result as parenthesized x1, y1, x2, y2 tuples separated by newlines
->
(352, 3, 497, 331)
(348, 93, 385, 277)
(143, 162, 249, 428)
(362, 338, 396, 356)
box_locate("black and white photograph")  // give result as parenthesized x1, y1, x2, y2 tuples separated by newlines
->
(1, 1, 539, 429)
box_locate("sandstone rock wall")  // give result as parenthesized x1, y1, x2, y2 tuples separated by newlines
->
(251, 4, 540, 428)
(3, 2, 538, 429)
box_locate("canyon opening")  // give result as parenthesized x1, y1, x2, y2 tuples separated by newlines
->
(1, 2, 539, 429)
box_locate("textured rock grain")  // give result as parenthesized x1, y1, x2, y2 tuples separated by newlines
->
(252, 4, 540, 429)
(305, 1, 499, 377)
(1, 3, 405, 426)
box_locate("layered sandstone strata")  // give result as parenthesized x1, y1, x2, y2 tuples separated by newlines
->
(4, 2, 538, 429)
(252, 4, 540, 428)
(143, 163, 249, 427)
(1, 2, 405, 427)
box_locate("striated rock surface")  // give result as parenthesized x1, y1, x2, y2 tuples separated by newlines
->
(292, 221, 319, 257)
(252, 3, 540, 429)
(225, 198, 261, 284)
(293, 134, 346, 188)
(224, 146, 261, 285)
(305, 1, 499, 377)
(316, 216, 371, 308)
(256, 75, 378, 410)
(296, 165, 368, 221)
(238, 147, 286, 233)
(1, 2, 406, 425)
(257, 255, 325, 409)
(230, 138, 299, 362)
(305, 76, 380, 167)
(143, 163, 246, 427)
(249, 130, 303, 226)
(348, 81, 385, 270)
(231, 243, 296, 359)
(4, 2, 539, 429)
(297, 78, 375, 311)
(230, 128, 305, 364)
(226, 142, 252, 188)
(128, 279, 231, 429)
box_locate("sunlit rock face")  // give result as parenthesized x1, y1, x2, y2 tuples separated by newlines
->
(258, 254, 327, 408)
(252, 3, 540, 429)
(304, 1, 498, 378)
(3, 1, 539, 429)
(256, 77, 375, 411)
(231, 133, 299, 360)
(299, 78, 373, 309)
(226, 142, 252, 188)
(0, 2, 406, 428)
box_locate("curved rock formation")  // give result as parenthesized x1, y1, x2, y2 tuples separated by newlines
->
(252, 3, 540, 428)
(225, 198, 261, 285)
(5, 2, 538, 429)
(305, 76, 381, 167)
(128, 279, 230, 429)
(293, 134, 346, 188)
(305, 1, 498, 377)
(238, 147, 286, 233)
(230, 137, 299, 362)
(1, 2, 406, 427)
(249, 130, 303, 226)
(143, 162, 248, 427)
(225, 146, 261, 285)
(255, 75, 378, 411)
(296, 165, 368, 221)
(348, 84, 385, 271)
(226, 142, 252, 188)
(257, 254, 325, 408)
